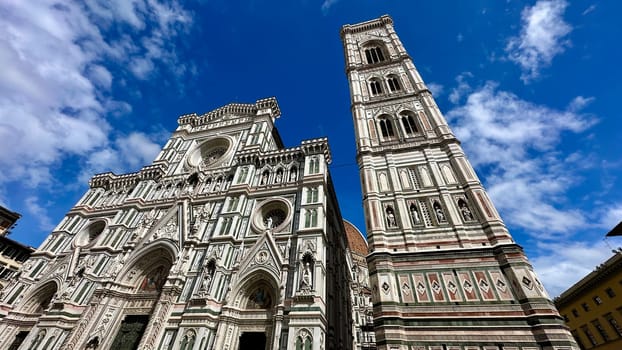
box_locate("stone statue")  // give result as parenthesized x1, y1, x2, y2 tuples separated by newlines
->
(301, 262, 312, 289)
(201, 272, 212, 294)
(460, 202, 474, 221)
(410, 205, 420, 224)
(435, 207, 445, 222)
(386, 210, 397, 227)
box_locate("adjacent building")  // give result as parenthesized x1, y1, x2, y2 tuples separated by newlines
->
(0, 98, 353, 350)
(340, 15, 578, 350)
(555, 249, 622, 350)
(344, 220, 375, 350)
(0, 206, 34, 291)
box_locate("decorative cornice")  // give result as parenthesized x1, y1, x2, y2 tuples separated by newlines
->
(235, 137, 332, 167)
(340, 15, 393, 38)
(89, 163, 168, 190)
(178, 97, 281, 128)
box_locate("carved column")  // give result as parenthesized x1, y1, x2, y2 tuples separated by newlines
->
(136, 287, 177, 350)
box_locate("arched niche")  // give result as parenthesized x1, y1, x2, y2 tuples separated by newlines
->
(231, 270, 280, 310)
(117, 244, 177, 290)
(21, 281, 59, 314)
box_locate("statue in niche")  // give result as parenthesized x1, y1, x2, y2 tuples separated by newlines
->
(213, 178, 222, 191)
(265, 216, 273, 230)
(261, 171, 269, 185)
(276, 170, 283, 183)
(433, 202, 446, 223)
(201, 273, 212, 292)
(289, 168, 297, 181)
(458, 199, 474, 221)
(409, 203, 420, 224)
(301, 262, 312, 289)
(385, 207, 397, 227)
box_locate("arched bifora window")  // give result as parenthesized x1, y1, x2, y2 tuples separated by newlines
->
(364, 45, 386, 64)
(369, 78, 383, 96)
(377, 115, 395, 139)
(400, 111, 418, 136)
(387, 75, 401, 92)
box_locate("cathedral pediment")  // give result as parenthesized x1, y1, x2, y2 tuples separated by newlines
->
(135, 206, 181, 247)
(237, 231, 283, 281)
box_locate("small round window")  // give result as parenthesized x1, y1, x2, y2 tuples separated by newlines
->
(252, 198, 292, 233)
(74, 220, 105, 247)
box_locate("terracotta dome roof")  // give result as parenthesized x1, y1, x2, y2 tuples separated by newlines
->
(344, 220, 368, 256)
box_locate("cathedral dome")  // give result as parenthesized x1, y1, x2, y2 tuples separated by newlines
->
(344, 220, 367, 256)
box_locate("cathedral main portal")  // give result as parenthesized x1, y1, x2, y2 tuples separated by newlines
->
(239, 332, 267, 350)
(110, 314, 150, 350)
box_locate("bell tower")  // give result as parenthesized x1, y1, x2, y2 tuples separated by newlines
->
(341, 15, 578, 350)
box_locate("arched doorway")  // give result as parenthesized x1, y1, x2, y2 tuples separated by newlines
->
(108, 248, 174, 350)
(7, 281, 58, 350)
(217, 271, 280, 350)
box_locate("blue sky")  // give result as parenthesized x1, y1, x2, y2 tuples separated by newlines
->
(1, 0, 621, 296)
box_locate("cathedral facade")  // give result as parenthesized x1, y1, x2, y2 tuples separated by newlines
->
(340, 16, 578, 350)
(0, 98, 352, 350)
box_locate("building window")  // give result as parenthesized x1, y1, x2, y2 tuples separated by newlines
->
(581, 302, 590, 312)
(306, 187, 319, 203)
(605, 287, 616, 298)
(581, 326, 598, 346)
(387, 75, 401, 92)
(364, 46, 385, 64)
(593, 296, 602, 305)
(378, 117, 395, 139)
(572, 309, 579, 317)
(228, 197, 239, 212)
(304, 209, 318, 228)
(592, 320, 610, 341)
(400, 112, 418, 136)
(308, 157, 320, 174)
(369, 79, 383, 96)
(605, 313, 622, 337)
(571, 331, 586, 350)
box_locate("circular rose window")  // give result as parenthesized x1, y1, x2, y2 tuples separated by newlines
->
(187, 138, 231, 169)
(252, 198, 292, 233)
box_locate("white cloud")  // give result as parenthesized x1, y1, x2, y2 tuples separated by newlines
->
(0, 0, 191, 188)
(79, 131, 165, 184)
(582, 4, 597, 16)
(446, 82, 594, 237)
(321, 0, 339, 13)
(600, 202, 622, 230)
(531, 240, 613, 297)
(448, 72, 473, 104)
(117, 132, 163, 169)
(505, 0, 572, 82)
(24, 196, 54, 231)
(426, 82, 444, 97)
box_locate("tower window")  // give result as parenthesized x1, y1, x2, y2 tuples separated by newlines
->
(387, 75, 401, 92)
(400, 113, 418, 136)
(364, 46, 385, 64)
(378, 116, 395, 139)
(369, 79, 383, 96)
